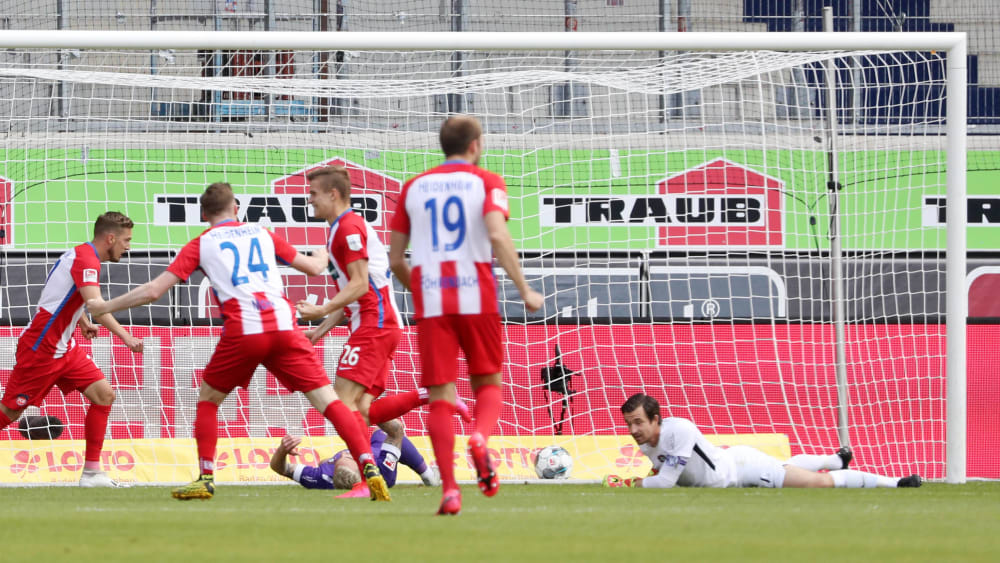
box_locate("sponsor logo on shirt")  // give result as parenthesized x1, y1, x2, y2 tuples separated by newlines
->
(420, 274, 480, 290)
(346, 233, 363, 251)
(83, 269, 98, 283)
(253, 297, 274, 311)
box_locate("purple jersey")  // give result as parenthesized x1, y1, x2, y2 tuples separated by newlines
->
(294, 430, 416, 490)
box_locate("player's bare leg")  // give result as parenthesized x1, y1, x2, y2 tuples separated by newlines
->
(468, 373, 502, 497)
(173, 382, 226, 500)
(305, 385, 390, 501)
(79, 379, 123, 488)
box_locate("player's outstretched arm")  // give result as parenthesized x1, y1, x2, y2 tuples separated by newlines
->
(302, 308, 346, 344)
(86, 271, 182, 317)
(77, 285, 143, 352)
(297, 259, 369, 321)
(269, 435, 302, 479)
(388, 230, 412, 291)
(77, 314, 99, 340)
(289, 247, 329, 277)
(484, 211, 543, 312)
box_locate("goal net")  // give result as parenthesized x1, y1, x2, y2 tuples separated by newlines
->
(0, 33, 966, 485)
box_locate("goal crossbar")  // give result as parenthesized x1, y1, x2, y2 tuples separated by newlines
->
(0, 30, 969, 53)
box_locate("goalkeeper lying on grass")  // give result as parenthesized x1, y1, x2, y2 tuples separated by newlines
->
(605, 393, 922, 490)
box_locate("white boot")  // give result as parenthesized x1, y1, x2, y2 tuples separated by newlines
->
(79, 470, 123, 488)
(420, 466, 441, 487)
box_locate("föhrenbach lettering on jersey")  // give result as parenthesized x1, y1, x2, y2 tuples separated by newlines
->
(326, 209, 402, 332)
(167, 220, 298, 337)
(392, 162, 509, 320)
(18, 242, 102, 358)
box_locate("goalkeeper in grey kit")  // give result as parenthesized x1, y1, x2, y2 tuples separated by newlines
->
(605, 393, 922, 489)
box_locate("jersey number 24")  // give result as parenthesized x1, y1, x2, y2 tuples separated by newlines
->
(219, 238, 270, 286)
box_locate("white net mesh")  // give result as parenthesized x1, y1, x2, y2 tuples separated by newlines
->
(0, 45, 956, 483)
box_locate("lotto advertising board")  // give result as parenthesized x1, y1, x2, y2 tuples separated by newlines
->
(0, 434, 792, 485)
(2, 148, 1000, 251)
(1, 325, 997, 480)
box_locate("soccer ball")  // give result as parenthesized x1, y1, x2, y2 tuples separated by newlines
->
(533, 445, 573, 479)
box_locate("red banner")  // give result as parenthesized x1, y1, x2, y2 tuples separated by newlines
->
(1, 324, 996, 479)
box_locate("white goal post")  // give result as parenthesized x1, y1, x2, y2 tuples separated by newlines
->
(0, 31, 967, 485)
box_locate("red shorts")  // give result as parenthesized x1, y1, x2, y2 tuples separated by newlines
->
(201, 330, 330, 394)
(417, 313, 502, 387)
(2, 341, 105, 410)
(335, 326, 400, 397)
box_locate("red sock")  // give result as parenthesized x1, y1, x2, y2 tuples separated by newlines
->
(368, 390, 423, 424)
(0, 410, 11, 430)
(194, 401, 219, 475)
(84, 404, 111, 466)
(428, 400, 457, 491)
(323, 400, 374, 466)
(354, 410, 371, 442)
(473, 384, 502, 439)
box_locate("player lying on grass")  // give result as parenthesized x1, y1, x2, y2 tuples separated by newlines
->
(270, 423, 440, 498)
(605, 393, 922, 489)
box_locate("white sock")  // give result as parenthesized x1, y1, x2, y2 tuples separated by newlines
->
(830, 470, 896, 488)
(787, 453, 842, 472)
(420, 468, 436, 481)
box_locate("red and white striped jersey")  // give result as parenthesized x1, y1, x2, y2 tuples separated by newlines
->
(18, 243, 102, 358)
(391, 161, 509, 320)
(326, 209, 403, 332)
(168, 220, 299, 336)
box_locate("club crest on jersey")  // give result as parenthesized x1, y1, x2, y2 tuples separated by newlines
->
(83, 268, 98, 283)
(15, 394, 29, 407)
(346, 233, 363, 251)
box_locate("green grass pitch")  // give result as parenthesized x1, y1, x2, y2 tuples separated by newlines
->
(5, 482, 998, 561)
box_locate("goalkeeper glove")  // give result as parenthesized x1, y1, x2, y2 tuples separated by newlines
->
(603, 474, 640, 488)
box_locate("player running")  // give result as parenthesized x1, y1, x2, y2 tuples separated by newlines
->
(604, 393, 923, 490)
(296, 166, 453, 438)
(389, 115, 544, 515)
(86, 183, 388, 501)
(0, 211, 143, 488)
